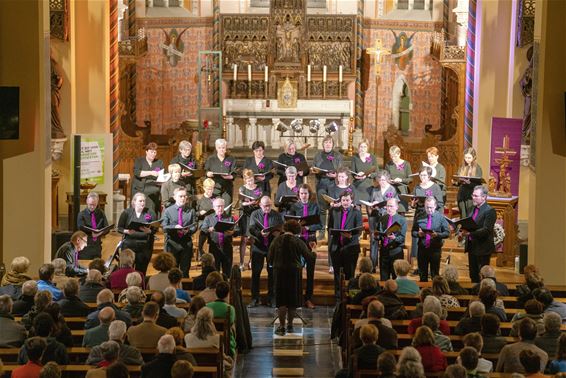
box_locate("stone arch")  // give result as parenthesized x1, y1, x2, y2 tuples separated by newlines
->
(391, 75, 411, 133)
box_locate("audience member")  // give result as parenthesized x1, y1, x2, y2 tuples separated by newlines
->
(185, 307, 220, 349)
(50, 258, 69, 290)
(39, 361, 61, 378)
(121, 286, 145, 325)
(348, 257, 374, 291)
(510, 299, 545, 337)
(394, 260, 419, 295)
(141, 334, 178, 378)
(148, 253, 177, 292)
(478, 286, 507, 322)
(206, 281, 236, 356)
(36, 264, 63, 301)
(200, 271, 224, 303)
(411, 287, 433, 319)
(377, 280, 408, 320)
(422, 312, 452, 352)
(57, 279, 89, 317)
(516, 267, 544, 308)
(471, 265, 509, 296)
(1, 256, 32, 287)
(183, 295, 206, 333)
(166, 327, 197, 366)
(79, 270, 106, 303)
(12, 280, 37, 316)
(396, 346, 425, 378)
(533, 287, 566, 323)
(43, 302, 73, 347)
(408, 296, 450, 335)
(342, 324, 384, 378)
(0, 294, 27, 347)
(164, 286, 188, 318)
(22, 290, 53, 331)
(534, 311, 562, 357)
(352, 273, 381, 305)
(105, 361, 130, 378)
(377, 351, 397, 378)
(496, 317, 548, 373)
(85, 340, 120, 377)
(117, 272, 144, 304)
(192, 253, 223, 292)
(18, 313, 69, 365)
(461, 332, 493, 373)
(480, 313, 507, 354)
(442, 264, 468, 295)
(412, 326, 447, 373)
(12, 337, 46, 378)
(548, 333, 566, 373)
(169, 268, 191, 303)
(432, 276, 460, 308)
(87, 320, 143, 366)
(150, 291, 178, 328)
(83, 306, 115, 347)
(85, 289, 131, 329)
(443, 364, 467, 378)
(171, 360, 194, 378)
(455, 301, 485, 335)
(127, 301, 167, 348)
(458, 347, 480, 377)
(519, 349, 546, 378)
(108, 249, 145, 290)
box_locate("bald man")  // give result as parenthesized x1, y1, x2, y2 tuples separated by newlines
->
(83, 307, 115, 347)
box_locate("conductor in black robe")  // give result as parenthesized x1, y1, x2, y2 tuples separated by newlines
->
(76, 191, 109, 259)
(131, 142, 164, 213)
(162, 187, 198, 277)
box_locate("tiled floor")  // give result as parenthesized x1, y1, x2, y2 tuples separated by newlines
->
(234, 306, 342, 377)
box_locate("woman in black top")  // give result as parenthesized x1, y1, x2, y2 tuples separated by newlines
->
(351, 139, 379, 202)
(238, 169, 266, 270)
(170, 140, 198, 196)
(276, 140, 310, 185)
(274, 166, 300, 215)
(455, 147, 483, 217)
(131, 142, 163, 213)
(384, 145, 412, 213)
(204, 138, 237, 205)
(243, 141, 274, 196)
(195, 178, 216, 258)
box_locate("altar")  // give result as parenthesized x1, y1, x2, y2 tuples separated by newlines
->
(223, 98, 361, 150)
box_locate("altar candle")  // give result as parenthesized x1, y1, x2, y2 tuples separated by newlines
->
(233, 64, 237, 81)
(248, 65, 252, 81)
(265, 66, 268, 82)
(323, 65, 327, 82)
(339, 65, 343, 82)
(307, 64, 311, 82)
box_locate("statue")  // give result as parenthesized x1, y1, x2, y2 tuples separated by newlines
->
(50, 56, 66, 139)
(159, 28, 187, 67)
(520, 46, 533, 145)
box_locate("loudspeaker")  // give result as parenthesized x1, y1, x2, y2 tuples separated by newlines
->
(519, 243, 528, 274)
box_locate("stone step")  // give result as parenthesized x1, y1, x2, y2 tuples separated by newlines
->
(272, 349, 305, 357)
(272, 367, 304, 377)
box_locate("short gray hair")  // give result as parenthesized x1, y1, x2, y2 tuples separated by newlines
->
(479, 278, 496, 291)
(469, 301, 486, 317)
(285, 166, 298, 176)
(0, 295, 13, 313)
(201, 253, 215, 268)
(87, 191, 100, 202)
(357, 257, 373, 274)
(108, 320, 127, 341)
(126, 286, 145, 304)
(164, 287, 177, 305)
(22, 280, 38, 296)
(442, 264, 459, 283)
(480, 265, 496, 279)
(212, 197, 225, 207)
(543, 311, 562, 333)
(51, 258, 66, 274)
(157, 334, 176, 354)
(119, 249, 135, 268)
(422, 312, 440, 331)
(215, 138, 227, 148)
(367, 300, 385, 319)
(86, 269, 102, 284)
(397, 346, 424, 378)
(423, 296, 442, 317)
(125, 271, 142, 287)
(473, 185, 488, 197)
(96, 289, 114, 305)
(100, 340, 120, 362)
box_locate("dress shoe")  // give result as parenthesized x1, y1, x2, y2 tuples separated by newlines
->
(274, 326, 286, 336)
(286, 325, 294, 334)
(247, 299, 259, 308)
(328, 266, 334, 274)
(304, 300, 315, 309)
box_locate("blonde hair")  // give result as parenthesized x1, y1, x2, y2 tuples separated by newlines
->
(426, 147, 439, 156)
(168, 163, 181, 174)
(202, 178, 215, 189)
(178, 140, 192, 151)
(242, 168, 254, 180)
(393, 259, 411, 277)
(10, 256, 30, 274)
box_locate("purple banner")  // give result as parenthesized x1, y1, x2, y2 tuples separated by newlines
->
(489, 117, 522, 196)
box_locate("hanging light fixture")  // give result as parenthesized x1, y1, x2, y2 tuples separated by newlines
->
(290, 118, 304, 133)
(325, 120, 339, 134)
(276, 121, 289, 133)
(308, 119, 321, 134)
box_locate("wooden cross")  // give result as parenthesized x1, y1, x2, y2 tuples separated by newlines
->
(366, 38, 391, 74)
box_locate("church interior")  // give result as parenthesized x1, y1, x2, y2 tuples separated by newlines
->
(0, 0, 566, 377)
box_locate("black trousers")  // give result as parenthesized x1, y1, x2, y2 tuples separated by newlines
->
(468, 253, 491, 283)
(166, 237, 193, 278)
(80, 243, 102, 260)
(123, 237, 153, 276)
(197, 230, 209, 257)
(210, 242, 233, 278)
(379, 250, 404, 281)
(251, 251, 273, 300)
(330, 244, 360, 298)
(304, 252, 317, 301)
(417, 246, 441, 282)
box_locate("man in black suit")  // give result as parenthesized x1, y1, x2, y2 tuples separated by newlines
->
(141, 334, 177, 378)
(54, 230, 88, 277)
(248, 196, 284, 307)
(462, 185, 496, 283)
(162, 187, 198, 277)
(411, 197, 450, 282)
(377, 198, 407, 281)
(76, 191, 109, 259)
(327, 191, 362, 297)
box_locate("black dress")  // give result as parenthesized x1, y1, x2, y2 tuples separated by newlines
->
(170, 153, 198, 196)
(243, 156, 274, 195)
(132, 157, 163, 213)
(117, 207, 157, 275)
(204, 154, 237, 205)
(384, 160, 412, 213)
(275, 152, 309, 185)
(351, 153, 379, 202)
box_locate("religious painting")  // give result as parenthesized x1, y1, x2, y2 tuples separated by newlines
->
(489, 117, 522, 197)
(390, 31, 416, 71)
(277, 78, 298, 108)
(159, 28, 188, 67)
(0, 87, 19, 140)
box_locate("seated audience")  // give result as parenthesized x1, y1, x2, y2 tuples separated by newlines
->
(117, 271, 144, 304)
(548, 333, 566, 373)
(183, 295, 206, 333)
(352, 299, 397, 350)
(458, 347, 480, 377)
(185, 307, 220, 349)
(50, 258, 69, 290)
(44, 302, 73, 347)
(0, 294, 27, 347)
(206, 281, 236, 356)
(411, 287, 433, 319)
(18, 313, 69, 365)
(533, 287, 566, 323)
(85, 289, 131, 329)
(22, 290, 53, 331)
(87, 320, 143, 366)
(200, 271, 224, 304)
(150, 291, 179, 328)
(455, 301, 485, 335)
(338, 324, 384, 378)
(496, 317, 548, 373)
(461, 332, 493, 373)
(83, 306, 115, 347)
(142, 334, 177, 378)
(396, 346, 425, 378)
(127, 301, 167, 348)
(166, 327, 197, 366)
(516, 266, 544, 308)
(122, 286, 145, 325)
(1, 256, 32, 287)
(519, 349, 547, 378)
(164, 286, 188, 319)
(422, 312, 452, 352)
(377, 280, 408, 320)
(171, 360, 195, 378)
(39, 361, 61, 378)
(79, 270, 106, 304)
(352, 273, 381, 305)
(86, 340, 120, 377)
(443, 364, 467, 378)
(36, 264, 63, 301)
(57, 279, 89, 317)
(479, 278, 506, 310)
(471, 265, 509, 296)
(108, 249, 145, 290)
(192, 253, 221, 292)
(478, 286, 507, 322)
(480, 313, 507, 354)
(148, 252, 177, 292)
(432, 276, 460, 308)
(442, 264, 468, 295)
(377, 351, 397, 378)
(535, 311, 562, 357)
(13, 280, 37, 316)
(412, 326, 447, 373)
(394, 260, 419, 295)
(11, 337, 46, 378)
(169, 268, 191, 303)
(88, 259, 109, 283)
(348, 257, 374, 292)
(408, 296, 450, 335)
(510, 299, 546, 337)
(105, 361, 130, 377)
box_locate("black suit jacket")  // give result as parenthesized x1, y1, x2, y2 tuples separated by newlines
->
(141, 353, 177, 378)
(465, 202, 496, 256)
(132, 157, 163, 196)
(162, 204, 197, 250)
(248, 209, 284, 254)
(76, 207, 108, 252)
(377, 213, 407, 256)
(327, 206, 362, 254)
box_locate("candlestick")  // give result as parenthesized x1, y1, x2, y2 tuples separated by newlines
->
(307, 64, 311, 82)
(339, 65, 343, 82)
(233, 64, 237, 81)
(323, 65, 327, 82)
(247, 65, 251, 81)
(265, 66, 268, 82)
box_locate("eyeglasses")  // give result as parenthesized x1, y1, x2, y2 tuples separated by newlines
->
(80, 238, 88, 243)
